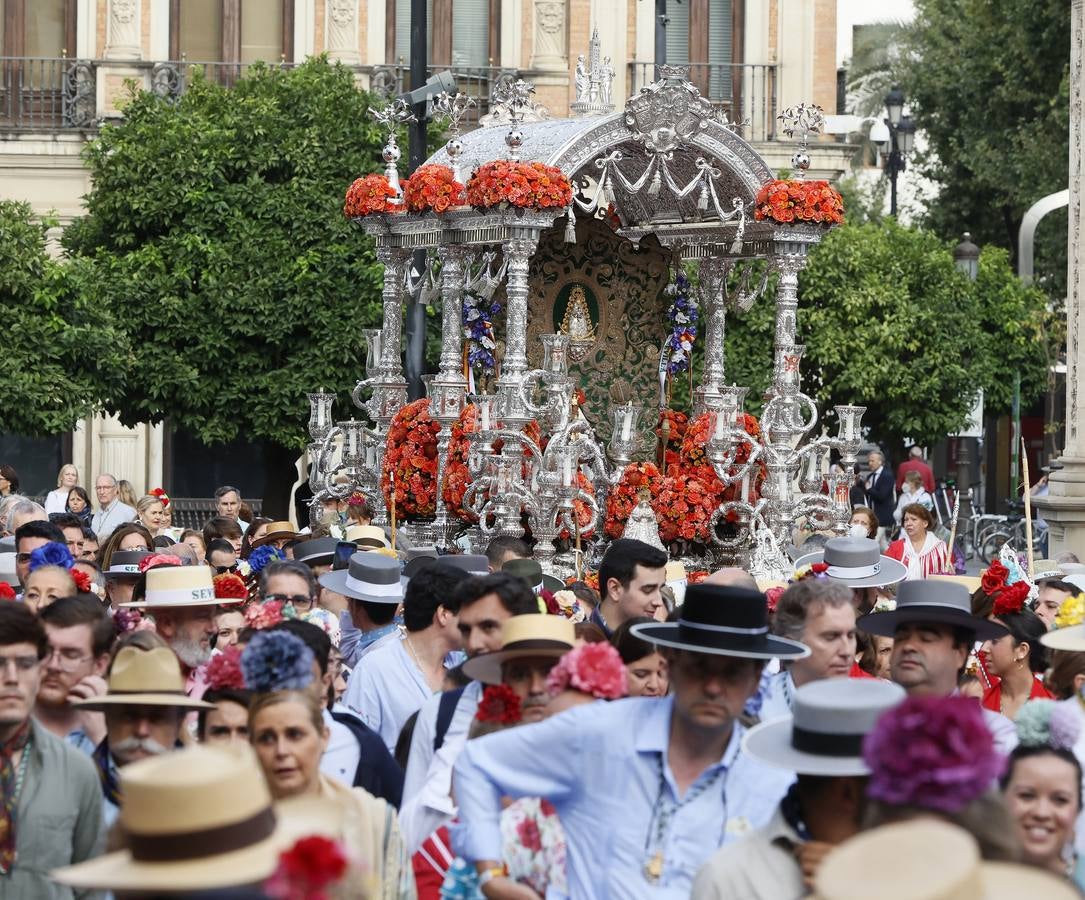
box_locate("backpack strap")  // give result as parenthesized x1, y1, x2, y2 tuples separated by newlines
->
(433, 686, 466, 753)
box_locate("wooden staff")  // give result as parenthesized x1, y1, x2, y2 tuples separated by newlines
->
(1022, 438, 1034, 580)
(946, 489, 960, 574)
(390, 471, 397, 553)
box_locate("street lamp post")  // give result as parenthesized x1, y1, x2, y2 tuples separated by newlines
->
(953, 232, 981, 535)
(881, 86, 916, 217)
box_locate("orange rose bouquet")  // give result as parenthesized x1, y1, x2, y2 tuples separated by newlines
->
(604, 462, 665, 539)
(381, 399, 440, 518)
(753, 179, 844, 225)
(402, 164, 466, 213)
(465, 160, 573, 210)
(441, 404, 479, 522)
(344, 174, 399, 217)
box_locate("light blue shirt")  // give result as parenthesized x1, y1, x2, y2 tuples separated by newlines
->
(344, 634, 436, 753)
(338, 611, 403, 668)
(746, 669, 793, 722)
(452, 696, 794, 899)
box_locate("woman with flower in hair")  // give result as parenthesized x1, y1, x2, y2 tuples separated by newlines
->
(198, 645, 252, 746)
(243, 631, 416, 899)
(612, 617, 669, 697)
(544, 639, 628, 717)
(135, 494, 168, 536)
(1001, 700, 1085, 888)
(980, 586, 1052, 718)
(862, 694, 1021, 861)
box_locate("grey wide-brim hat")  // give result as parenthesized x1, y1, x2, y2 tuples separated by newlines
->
(293, 537, 339, 569)
(743, 677, 906, 777)
(795, 536, 907, 589)
(318, 551, 406, 604)
(857, 579, 1009, 641)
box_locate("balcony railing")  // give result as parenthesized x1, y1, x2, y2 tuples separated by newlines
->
(628, 62, 778, 143)
(0, 57, 96, 131)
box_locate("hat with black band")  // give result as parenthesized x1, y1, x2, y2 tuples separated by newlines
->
(742, 678, 906, 777)
(318, 550, 406, 604)
(104, 549, 154, 579)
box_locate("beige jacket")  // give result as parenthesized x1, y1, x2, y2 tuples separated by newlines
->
(691, 806, 806, 900)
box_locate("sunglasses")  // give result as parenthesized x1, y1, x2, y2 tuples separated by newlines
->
(213, 563, 239, 575)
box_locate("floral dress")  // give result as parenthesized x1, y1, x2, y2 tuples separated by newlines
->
(439, 799, 567, 899)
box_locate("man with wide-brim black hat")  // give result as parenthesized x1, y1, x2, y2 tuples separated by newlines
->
(452, 582, 810, 898)
(856, 579, 1017, 753)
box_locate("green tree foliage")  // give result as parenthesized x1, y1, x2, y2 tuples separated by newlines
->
(901, 0, 1070, 294)
(721, 221, 1048, 453)
(65, 59, 394, 505)
(0, 201, 126, 434)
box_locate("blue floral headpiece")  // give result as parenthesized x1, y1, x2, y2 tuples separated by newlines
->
(241, 631, 315, 693)
(28, 541, 74, 573)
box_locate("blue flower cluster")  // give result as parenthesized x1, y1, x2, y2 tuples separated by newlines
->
(248, 544, 286, 575)
(463, 292, 502, 375)
(28, 541, 74, 573)
(664, 272, 698, 375)
(240, 631, 315, 693)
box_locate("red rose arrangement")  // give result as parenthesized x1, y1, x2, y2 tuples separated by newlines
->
(382, 398, 440, 519)
(213, 572, 250, 601)
(344, 174, 398, 217)
(205, 645, 246, 691)
(753, 179, 844, 225)
(993, 580, 1031, 617)
(441, 404, 479, 523)
(687, 570, 709, 585)
(402, 164, 465, 213)
(465, 160, 573, 210)
(0, 583, 14, 601)
(476, 683, 522, 724)
(981, 561, 1009, 596)
(265, 835, 350, 900)
(566, 571, 600, 592)
(150, 487, 170, 507)
(652, 471, 722, 544)
(656, 409, 689, 474)
(604, 462, 665, 539)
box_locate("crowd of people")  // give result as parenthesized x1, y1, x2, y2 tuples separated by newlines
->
(2, 458, 1085, 898)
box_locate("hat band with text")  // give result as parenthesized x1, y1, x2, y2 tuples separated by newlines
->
(147, 586, 216, 604)
(826, 562, 881, 580)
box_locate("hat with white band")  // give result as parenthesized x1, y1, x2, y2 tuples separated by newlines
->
(794, 536, 907, 589)
(104, 550, 154, 580)
(318, 550, 406, 604)
(120, 565, 230, 608)
(631, 583, 810, 660)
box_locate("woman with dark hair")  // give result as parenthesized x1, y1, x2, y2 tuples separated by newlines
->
(1001, 703, 1085, 889)
(611, 616, 669, 697)
(97, 521, 155, 570)
(65, 486, 93, 526)
(0, 464, 19, 497)
(885, 502, 949, 579)
(980, 604, 1052, 718)
(239, 516, 272, 559)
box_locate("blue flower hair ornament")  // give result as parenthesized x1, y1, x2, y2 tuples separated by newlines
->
(241, 631, 315, 693)
(28, 541, 74, 573)
(1015, 699, 1081, 751)
(248, 544, 286, 575)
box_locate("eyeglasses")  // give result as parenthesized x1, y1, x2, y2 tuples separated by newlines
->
(264, 593, 315, 607)
(44, 647, 92, 672)
(0, 654, 39, 673)
(214, 563, 239, 575)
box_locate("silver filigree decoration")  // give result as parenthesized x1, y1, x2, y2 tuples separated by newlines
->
(367, 99, 417, 200)
(777, 102, 825, 179)
(571, 27, 615, 116)
(625, 66, 716, 155)
(480, 75, 549, 128)
(434, 91, 477, 184)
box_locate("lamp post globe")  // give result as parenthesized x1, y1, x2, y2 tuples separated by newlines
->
(885, 85, 905, 126)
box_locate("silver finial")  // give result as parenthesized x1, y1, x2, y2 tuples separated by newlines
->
(433, 91, 476, 184)
(777, 102, 825, 179)
(368, 98, 418, 200)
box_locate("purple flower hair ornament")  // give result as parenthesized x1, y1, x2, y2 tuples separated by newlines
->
(862, 696, 1006, 814)
(241, 631, 314, 693)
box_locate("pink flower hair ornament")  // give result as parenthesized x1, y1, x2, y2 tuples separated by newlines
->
(545, 641, 627, 700)
(863, 695, 1005, 814)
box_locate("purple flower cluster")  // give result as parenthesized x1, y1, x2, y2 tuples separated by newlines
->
(463, 292, 501, 375)
(241, 631, 315, 693)
(248, 544, 285, 575)
(664, 273, 698, 375)
(863, 696, 1005, 813)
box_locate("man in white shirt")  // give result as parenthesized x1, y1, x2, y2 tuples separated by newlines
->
(213, 485, 248, 534)
(90, 474, 136, 538)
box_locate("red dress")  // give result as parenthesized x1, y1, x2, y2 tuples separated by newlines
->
(981, 677, 1053, 713)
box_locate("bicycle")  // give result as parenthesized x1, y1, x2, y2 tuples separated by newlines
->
(976, 500, 1047, 564)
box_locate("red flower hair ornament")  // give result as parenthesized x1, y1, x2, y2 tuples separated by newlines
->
(476, 684, 522, 725)
(205, 645, 246, 691)
(213, 573, 250, 601)
(0, 583, 15, 601)
(264, 835, 350, 900)
(992, 580, 1031, 617)
(546, 642, 627, 700)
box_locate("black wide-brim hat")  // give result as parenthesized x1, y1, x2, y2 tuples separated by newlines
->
(856, 579, 1009, 641)
(631, 583, 810, 660)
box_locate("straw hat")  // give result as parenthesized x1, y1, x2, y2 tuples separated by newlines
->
(461, 614, 575, 685)
(794, 536, 907, 589)
(73, 647, 213, 712)
(250, 521, 298, 548)
(743, 678, 905, 777)
(344, 524, 391, 550)
(814, 819, 1080, 900)
(928, 573, 982, 594)
(857, 579, 1008, 641)
(51, 745, 292, 892)
(120, 565, 234, 609)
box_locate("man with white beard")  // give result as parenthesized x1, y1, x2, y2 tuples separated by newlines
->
(120, 565, 245, 698)
(74, 644, 213, 826)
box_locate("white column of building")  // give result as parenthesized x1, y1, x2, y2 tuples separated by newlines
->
(775, 0, 813, 109)
(296, 0, 318, 60)
(104, 0, 142, 59)
(1037, 0, 1085, 555)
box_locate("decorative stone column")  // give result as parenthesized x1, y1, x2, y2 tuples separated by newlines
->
(104, 0, 142, 59)
(1035, 0, 1085, 554)
(530, 0, 571, 116)
(326, 0, 363, 65)
(692, 257, 729, 416)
